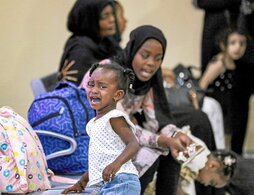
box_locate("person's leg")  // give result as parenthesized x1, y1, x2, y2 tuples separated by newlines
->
(156, 154, 180, 195)
(230, 94, 250, 155)
(139, 158, 159, 194)
(231, 61, 252, 154)
(100, 173, 141, 195)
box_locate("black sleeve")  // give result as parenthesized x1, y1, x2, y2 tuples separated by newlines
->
(197, 0, 241, 11)
(58, 41, 98, 85)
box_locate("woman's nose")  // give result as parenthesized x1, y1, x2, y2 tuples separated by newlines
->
(109, 14, 115, 23)
(147, 58, 155, 67)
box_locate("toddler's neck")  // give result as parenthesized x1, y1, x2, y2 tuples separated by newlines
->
(219, 52, 236, 70)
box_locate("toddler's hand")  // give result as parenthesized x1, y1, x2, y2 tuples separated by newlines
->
(61, 181, 85, 194)
(102, 161, 121, 182)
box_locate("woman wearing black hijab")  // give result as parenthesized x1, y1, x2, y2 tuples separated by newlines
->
(58, 0, 121, 85)
(113, 25, 219, 195)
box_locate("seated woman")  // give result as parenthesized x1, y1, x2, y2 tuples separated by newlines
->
(58, 0, 121, 85)
(111, 25, 219, 195)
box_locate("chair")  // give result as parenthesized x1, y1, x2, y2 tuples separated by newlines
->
(35, 130, 77, 160)
(32, 130, 82, 194)
(31, 72, 58, 97)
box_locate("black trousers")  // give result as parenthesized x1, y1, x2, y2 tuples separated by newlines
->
(231, 59, 254, 155)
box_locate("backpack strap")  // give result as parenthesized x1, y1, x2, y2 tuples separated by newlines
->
(54, 81, 79, 90)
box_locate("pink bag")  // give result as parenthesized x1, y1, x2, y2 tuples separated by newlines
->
(0, 106, 51, 194)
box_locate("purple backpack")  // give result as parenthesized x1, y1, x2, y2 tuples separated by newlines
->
(28, 81, 95, 174)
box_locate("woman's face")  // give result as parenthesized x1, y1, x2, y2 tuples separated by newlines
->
(99, 5, 116, 37)
(226, 32, 247, 60)
(132, 39, 163, 81)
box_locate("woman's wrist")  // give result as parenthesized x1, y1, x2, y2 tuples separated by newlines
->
(157, 135, 171, 148)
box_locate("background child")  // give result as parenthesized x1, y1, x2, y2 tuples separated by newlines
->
(199, 26, 248, 90)
(62, 62, 140, 194)
(198, 26, 248, 149)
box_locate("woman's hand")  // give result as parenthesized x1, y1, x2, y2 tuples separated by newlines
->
(174, 132, 192, 147)
(158, 132, 192, 159)
(58, 59, 78, 82)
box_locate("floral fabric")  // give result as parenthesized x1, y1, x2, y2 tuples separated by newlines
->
(117, 89, 180, 176)
(0, 106, 51, 193)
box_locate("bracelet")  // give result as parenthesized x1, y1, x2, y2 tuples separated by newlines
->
(171, 130, 178, 138)
(77, 181, 85, 190)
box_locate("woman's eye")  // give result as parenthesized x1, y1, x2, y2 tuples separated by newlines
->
(100, 85, 107, 89)
(100, 14, 108, 20)
(155, 55, 163, 61)
(240, 40, 247, 47)
(228, 40, 236, 45)
(141, 53, 149, 59)
(100, 13, 112, 20)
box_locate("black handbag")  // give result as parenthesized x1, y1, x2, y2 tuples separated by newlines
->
(165, 64, 205, 109)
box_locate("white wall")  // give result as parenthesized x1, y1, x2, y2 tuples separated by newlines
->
(121, 0, 204, 69)
(0, 0, 75, 117)
(0, 0, 204, 117)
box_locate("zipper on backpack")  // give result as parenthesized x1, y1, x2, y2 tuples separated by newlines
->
(31, 96, 78, 137)
(31, 107, 65, 128)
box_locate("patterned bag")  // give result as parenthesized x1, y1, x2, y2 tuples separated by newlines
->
(0, 106, 51, 194)
(28, 81, 95, 174)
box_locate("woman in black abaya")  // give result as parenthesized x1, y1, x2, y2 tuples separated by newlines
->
(58, 0, 121, 85)
(113, 25, 220, 195)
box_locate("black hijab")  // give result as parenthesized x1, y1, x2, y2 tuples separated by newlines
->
(68, 0, 111, 42)
(114, 25, 175, 127)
